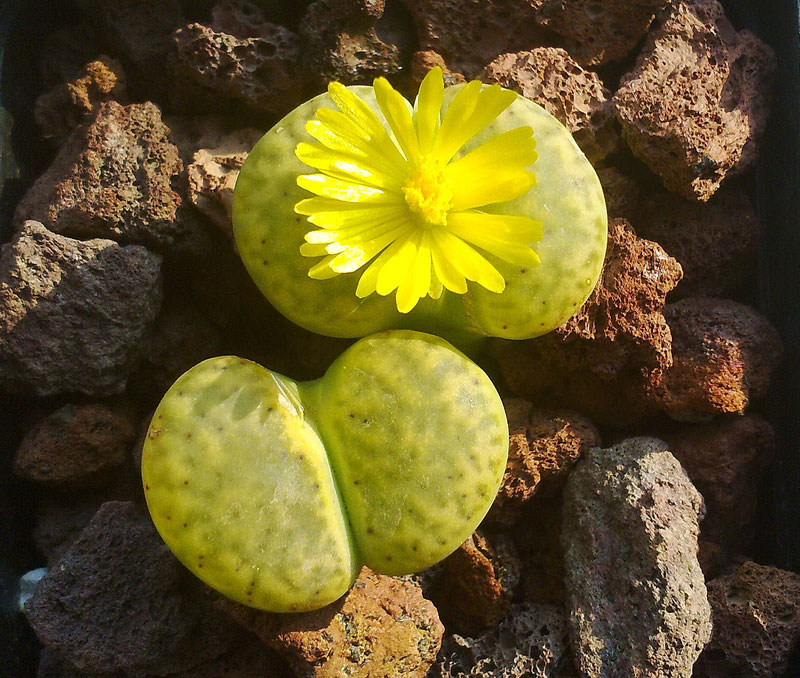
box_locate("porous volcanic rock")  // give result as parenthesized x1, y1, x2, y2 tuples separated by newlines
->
(696, 562, 800, 678)
(13, 402, 137, 488)
(488, 399, 600, 526)
(513, 498, 567, 606)
(220, 567, 443, 677)
(562, 438, 712, 677)
(397, 49, 466, 100)
(174, 1, 313, 116)
(34, 56, 127, 144)
(186, 127, 263, 237)
(482, 48, 618, 163)
(299, 0, 404, 83)
(25, 501, 236, 676)
(661, 414, 775, 566)
(14, 101, 213, 257)
(402, 0, 551, 78)
(0, 222, 162, 396)
(494, 219, 682, 427)
(596, 165, 642, 221)
(533, 0, 669, 67)
(635, 188, 761, 299)
(654, 298, 783, 419)
(431, 603, 570, 677)
(430, 529, 521, 635)
(612, 0, 777, 201)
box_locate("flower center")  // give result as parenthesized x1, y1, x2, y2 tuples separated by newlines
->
(402, 155, 453, 227)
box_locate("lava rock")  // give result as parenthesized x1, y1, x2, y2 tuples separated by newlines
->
(654, 298, 783, 419)
(220, 567, 443, 677)
(612, 0, 777, 201)
(402, 0, 551, 78)
(562, 437, 712, 677)
(596, 165, 642, 221)
(14, 101, 213, 257)
(174, 1, 313, 116)
(635, 188, 761, 299)
(299, 0, 404, 83)
(533, 0, 669, 67)
(431, 529, 521, 635)
(34, 56, 127, 145)
(431, 602, 570, 677)
(397, 49, 466, 100)
(186, 127, 263, 237)
(488, 399, 600, 526)
(695, 562, 800, 678)
(661, 415, 775, 568)
(494, 219, 682, 427)
(483, 48, 618, 163)
(0, 222, 163, 396)
(25, 501, 236, 676)
(13, 402, 137, 488)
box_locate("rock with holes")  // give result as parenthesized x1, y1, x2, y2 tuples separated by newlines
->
(654, 298, 783, 419)
(397, 49, 466, 100)
(431, 602, 570, 677)
(299, 0, 405, 83)
(402, 0, 551, 78)
(430, 529, 521, 635)
(14, 102, 213, 257)
(13, 402, 137, 488)
(612, 0, 777, 201)
(596, 165, 642, 220)
(0, 222, 162, 396)
(24, 501, 236, 676)
(695, 562, 800, 678)
(34, 55, 127, 144)
(562, 438, 712, 677)
(174, 1, 314, 116)
(635, 187, 761, 299)
(533, 0, 669, 67)
(661, 415, 775, 570)
(482, 48, 618, 163)
(218, 567, 443, 677)
(493, 219, 682, 427)
(488, 399, 600, 526)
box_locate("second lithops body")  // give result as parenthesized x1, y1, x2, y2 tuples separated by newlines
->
(233, 67, 607, 340)
(142, 330, 508, 612)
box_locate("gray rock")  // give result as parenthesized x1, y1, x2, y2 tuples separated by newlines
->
(562, 437, 712, 677)
(25, 501, 235, 676)
(432, 602, 569, 677)
(0, 222, 163, 396)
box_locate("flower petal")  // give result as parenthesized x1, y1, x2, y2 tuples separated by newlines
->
(373, 77, 421, 166)
(296, 142, 406, 189)
(445, 126, 537, 181)
(446, 212, 542, 266)
(434, 82, 517, 163)
(431, 229, 506, 293)
(356, 233, 412, 298)
(297, 174, 403, 204)
(430, 235, 468, 294)
(328, 222, 412, 273)
(447, 167, 536, 212)
(375, 231, 419, 296)
(413, 67, 444, 154)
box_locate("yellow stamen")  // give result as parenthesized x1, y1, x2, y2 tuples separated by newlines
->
(402, 156, 453, 227)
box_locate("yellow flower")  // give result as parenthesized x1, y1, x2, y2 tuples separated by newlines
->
(294, 67, 543, 314)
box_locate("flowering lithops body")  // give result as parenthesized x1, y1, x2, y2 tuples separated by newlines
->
(233, 68, 607, 340)
(141, 330, 508, 612)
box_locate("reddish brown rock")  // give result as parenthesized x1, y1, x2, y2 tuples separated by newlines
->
(174, 2, 313, 116)
(25, 502, 236, 676)
(635, 188, 761, 299)
(0, 222, 163, 397)
(534, 0, 669, 67)
(494, 219, 682, 427)
(612, 0, 777, 201)
(13, 402, 137, 488)
(299, 0, 404, 83)
(221, 567, 443, 677)
(654, 298, 783, 419)
(696, 562, 800, 677)
(14, 102, 213, 257)
(482, 48, 618, 163)
(431, 529, 520, 635)
(661, 414, 775, 563)
(186, 127, 263, 237)
(488, 399, 600, 525)
(596, 165, 642, 220)
(397, 49, 466, 100)
(34, 56, 127, 144)
(514, 498, 567, 606)
(402, 0, 551, 78)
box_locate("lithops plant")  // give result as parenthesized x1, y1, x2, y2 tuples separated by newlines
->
(141, 330, 508, 612)
(233, 66, 607, 341)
